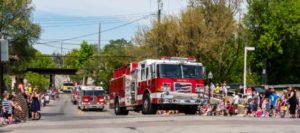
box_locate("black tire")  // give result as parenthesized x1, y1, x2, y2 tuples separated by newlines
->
(81, 108, 85, 111)
(114, 98, 129, 115)
(142, 93, 157, 115)
(183, 106, 198, 115)
(73, 101, 77, 105)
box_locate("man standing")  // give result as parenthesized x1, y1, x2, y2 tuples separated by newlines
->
(233, 93, 240, 110)
(269, 88, 279, 117)
(252, 91, 259, 112)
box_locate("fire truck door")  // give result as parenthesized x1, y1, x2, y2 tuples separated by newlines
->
(124, 75, 132, 106)
(146, 66, 153, 90)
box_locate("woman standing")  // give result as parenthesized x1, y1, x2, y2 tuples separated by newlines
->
(287, 87, 297, 118)
(30, 91, 40, 120)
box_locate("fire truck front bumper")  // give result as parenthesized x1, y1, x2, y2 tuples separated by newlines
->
(82, 103, 105, 110)
(158, 92, 207, 105)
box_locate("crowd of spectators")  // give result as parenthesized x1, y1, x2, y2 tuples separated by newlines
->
(201, 84, 300, 118)
(0, 84, 58, 127)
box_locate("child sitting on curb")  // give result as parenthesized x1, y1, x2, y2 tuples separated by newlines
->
(256, 107, 263, 117)
(227, 101, 235, 116)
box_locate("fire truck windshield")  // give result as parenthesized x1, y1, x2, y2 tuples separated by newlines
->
(83, 90, 104, 96)
(158, 64, 203, 79)
(94, 90, 104, 96)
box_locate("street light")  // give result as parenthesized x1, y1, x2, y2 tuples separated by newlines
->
(208, 71, 213, 101)
(243, 47, 255, 95)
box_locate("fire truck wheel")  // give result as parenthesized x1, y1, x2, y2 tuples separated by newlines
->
(183, 106, 197, 115)
(114, 98, 129, 115)
(142, 94, 157, 115)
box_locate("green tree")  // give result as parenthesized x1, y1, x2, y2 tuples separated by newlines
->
(0, 0, 40, 39)
(245, 0, 300, 84)
(1, 0, 41, 73)
(0, 0, 41, 93)
(29, 52, 56, 68)
(25, 72, 49, 91)
(63, 41, 96, 84)
(95, 39, 134, 91)
(134, 0, 244, 82)
(23, 52, 56, 90)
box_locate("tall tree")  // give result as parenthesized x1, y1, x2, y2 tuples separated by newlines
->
(245, 0, 300, 84)
(134, 0, 244, 82)
(0, 0, 41, 93)
(95, 39, 134, 91)
(0, 0, 40, 39)
(24, 52, 56, 91)
(63, 41, 96, 84)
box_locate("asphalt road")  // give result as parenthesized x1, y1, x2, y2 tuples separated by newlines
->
(1, 94, 300, 133)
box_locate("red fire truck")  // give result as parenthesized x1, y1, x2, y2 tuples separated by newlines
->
(109, 57, 206, 115)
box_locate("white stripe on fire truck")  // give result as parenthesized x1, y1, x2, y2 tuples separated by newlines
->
(108, 98, 125, 104)
(136, 92, 162, 100)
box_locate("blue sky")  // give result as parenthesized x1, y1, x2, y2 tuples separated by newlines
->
(32, 0, 188, 54)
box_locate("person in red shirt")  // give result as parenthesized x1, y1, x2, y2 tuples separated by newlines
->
(227, 101, 235, 116)
(275, 98, 282, 117)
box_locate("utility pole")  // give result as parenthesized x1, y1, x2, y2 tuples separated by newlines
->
(60, 42, 63, 68)
(157, 0, 162, 23)
(98, 23, 101, 52)
(157, 0, 163, 58)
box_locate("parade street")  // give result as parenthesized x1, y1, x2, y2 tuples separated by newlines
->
(0, 94, 299, 133)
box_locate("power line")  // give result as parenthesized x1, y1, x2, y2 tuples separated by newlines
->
(35, 55, 136, 58)
(34, 12, 151, 20)
(40, 21, 126, 28)
(39, 38, 110, 41)
(37, 13, 155, 44)
(36, 42, 73, 50)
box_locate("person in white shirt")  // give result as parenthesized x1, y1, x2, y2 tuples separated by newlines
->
(45, 94, 50, 104)
(233, 93, 240, 109)
(221, 82, 228, 97)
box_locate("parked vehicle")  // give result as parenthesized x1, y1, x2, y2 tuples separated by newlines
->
(78, 86, 105, 111)
(109, 57, 206, 115)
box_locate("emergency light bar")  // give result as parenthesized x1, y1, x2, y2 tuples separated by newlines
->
(161, 57, 196, 62)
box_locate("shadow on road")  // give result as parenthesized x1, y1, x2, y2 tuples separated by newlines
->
(42, 113, 64, 117)
(0, 129, 13, 132)
(80, 109, 108, 112)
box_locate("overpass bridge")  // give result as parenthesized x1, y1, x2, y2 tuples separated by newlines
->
(26, 68, 78, 88)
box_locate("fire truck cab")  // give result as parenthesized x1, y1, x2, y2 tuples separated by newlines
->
(78, 86, 105, 111)
(109, 57, 206, 115)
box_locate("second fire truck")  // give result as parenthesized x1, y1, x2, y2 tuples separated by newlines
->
(109, 57, 206, 115)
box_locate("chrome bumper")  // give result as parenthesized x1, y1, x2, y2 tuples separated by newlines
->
(160, 92, 207, 105)
(82, 104, 105, 109)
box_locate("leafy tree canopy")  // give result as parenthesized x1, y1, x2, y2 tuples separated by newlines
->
(245, 0, 300, 84)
